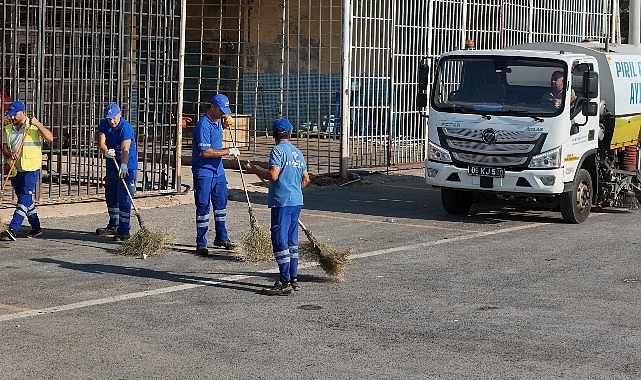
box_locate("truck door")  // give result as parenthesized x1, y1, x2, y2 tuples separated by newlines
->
(568, 61, 599, 152)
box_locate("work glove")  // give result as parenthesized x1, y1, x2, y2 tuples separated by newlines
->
(223, 115, 234, 128)
(119, 163, 129, 178)
(228, 147, 240, 157)
(104, 149, 116, 159)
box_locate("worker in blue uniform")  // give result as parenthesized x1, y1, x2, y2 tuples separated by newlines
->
(97, 103, 138, 241)
(191, 94, 240, 255)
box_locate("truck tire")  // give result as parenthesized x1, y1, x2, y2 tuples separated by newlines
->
(560, 168, 592, 223)
(441, 188, 473, 214)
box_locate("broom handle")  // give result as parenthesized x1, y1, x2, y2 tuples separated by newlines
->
(226, 116, 253, 210)
(258, 177, 311, 234)
(235, 155, 253, 209)
(256, 175, 309, 233)
(2, 118, 33, 192)
(111, 155, 141, 215)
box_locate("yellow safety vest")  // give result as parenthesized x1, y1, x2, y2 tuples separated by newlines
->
(5, 118, 43, 175)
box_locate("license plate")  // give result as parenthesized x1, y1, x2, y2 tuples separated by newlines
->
(468, 165, 505, 178)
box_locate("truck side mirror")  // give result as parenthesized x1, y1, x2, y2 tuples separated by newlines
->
(583, 71, 598, 99)
(418, 60, 429, 91)
(417, 59, 430, 109)
(417, 93, 428, 108)
(582, 101, 598, 116)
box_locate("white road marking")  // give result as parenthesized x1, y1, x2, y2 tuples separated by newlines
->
(0, 222, 549, 322)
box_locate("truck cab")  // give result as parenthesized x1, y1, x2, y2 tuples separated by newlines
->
(418, 42, 641, 223)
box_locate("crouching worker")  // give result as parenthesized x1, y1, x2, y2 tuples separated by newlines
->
(246, 117, 310, 295)
(1, 101, 54, 240)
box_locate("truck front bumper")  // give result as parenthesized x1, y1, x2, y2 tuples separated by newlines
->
(425, 161, 567, 195)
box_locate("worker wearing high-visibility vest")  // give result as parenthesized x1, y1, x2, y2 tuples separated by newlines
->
(1, 100, 54, 241)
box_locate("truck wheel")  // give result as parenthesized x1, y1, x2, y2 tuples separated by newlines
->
(441, 188, 473, 214)
(560, 169, 592, 223)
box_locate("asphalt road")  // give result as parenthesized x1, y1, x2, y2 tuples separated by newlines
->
(1, 168, 639, 379)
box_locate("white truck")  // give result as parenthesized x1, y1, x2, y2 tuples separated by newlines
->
(417, 41, 641, 223)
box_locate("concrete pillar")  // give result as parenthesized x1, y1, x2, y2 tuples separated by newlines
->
(630, 0, 641, 45)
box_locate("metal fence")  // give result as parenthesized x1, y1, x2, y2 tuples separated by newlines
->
(1, 0, 180, 201)
(1, 0, 614, 201)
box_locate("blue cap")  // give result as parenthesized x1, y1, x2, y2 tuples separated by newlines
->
(272, 117, 293, 137)
(6, 101, 25, 117)
(210, 94, 232, 114)
(104, 103, 121, 119)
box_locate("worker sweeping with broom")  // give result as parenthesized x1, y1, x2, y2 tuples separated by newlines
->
(246, 117, 310, 295)
(97, 103, 138, 242)
(1, 100, 53, 241)
(191, 94, 240, 256)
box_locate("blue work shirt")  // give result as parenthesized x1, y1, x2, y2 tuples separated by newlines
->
(99, 118, 138, 171)
(267, 141, 306, 207)
(192, 113, 226, 178)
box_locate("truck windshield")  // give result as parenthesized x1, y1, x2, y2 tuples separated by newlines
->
(432, 56, 568, 116)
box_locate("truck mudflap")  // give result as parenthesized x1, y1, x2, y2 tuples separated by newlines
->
(425, 161, 566, 195)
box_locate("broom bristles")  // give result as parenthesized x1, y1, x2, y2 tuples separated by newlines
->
(115, 226, 170, 258)
(238, 223, 273, 262)
(301, 232, 350, 280)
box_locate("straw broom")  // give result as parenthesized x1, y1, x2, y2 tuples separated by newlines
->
(254, 173, 350, 279)
(224, 115, 273, 262)
(111, 157, 169, 259)
(298, 219, 350, 280)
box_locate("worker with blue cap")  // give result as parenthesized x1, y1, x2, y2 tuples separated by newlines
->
(97, 103, 138, 241)
(1, 100, 54, 241)
(191, 93, 240, 255)
(246, 117, 310, 295)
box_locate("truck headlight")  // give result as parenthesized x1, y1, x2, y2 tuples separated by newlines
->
(428, 140, 452, 163)
(529, 146, 561, 169)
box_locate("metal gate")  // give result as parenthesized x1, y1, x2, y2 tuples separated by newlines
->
(1, 0, 181, 200)
(2, 0, 616, 203)
(181, 0, 344, 175)
(185, 0, 614, 174)
(348, 0, 614, 169)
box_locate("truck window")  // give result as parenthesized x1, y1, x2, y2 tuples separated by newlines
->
(432, 56, 568, 116)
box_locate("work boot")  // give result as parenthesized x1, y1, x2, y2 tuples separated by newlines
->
(213, 239, 236, 250)
(195, 245, 209, 256)
(113, 234, 130, 242)
(261, 281, 293, 296)
(96, 227, 117, 236)
(27, 228, 42, 238)
(290, 278, 301, 291)
(1, 227, 17, 241)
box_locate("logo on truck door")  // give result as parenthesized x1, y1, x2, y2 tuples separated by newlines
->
(482, 128, 497, 144)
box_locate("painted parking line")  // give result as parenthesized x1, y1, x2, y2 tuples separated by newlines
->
(0, 221, 550, 322)
(350, 222, 548, 259)
(300, 211, 482, 232)
(0, 304, 32, 312)
(245, 207, 482, 233)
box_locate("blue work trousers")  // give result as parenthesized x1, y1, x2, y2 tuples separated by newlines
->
(193, 175, 229, 247)
(104, 169, 137, 236)
(9, 169, 41, 232)
(270, 205, 302, 283)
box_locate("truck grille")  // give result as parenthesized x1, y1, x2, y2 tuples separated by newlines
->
(440, 127, 545, 168)
(452, 153, 528, 166)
